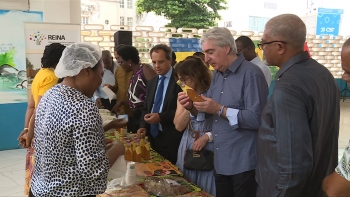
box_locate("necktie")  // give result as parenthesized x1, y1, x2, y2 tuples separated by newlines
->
(150, 76, 165, 138)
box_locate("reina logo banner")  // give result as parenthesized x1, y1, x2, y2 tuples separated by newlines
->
(29, 31, 46, 45)
(29, 31, 66, 45)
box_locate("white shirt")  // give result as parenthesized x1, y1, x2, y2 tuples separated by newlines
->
(336, 141, 350, 181)
(251, 56, 272, 87)
(151, 67, 173, 131)
(93, 62, 118, 100)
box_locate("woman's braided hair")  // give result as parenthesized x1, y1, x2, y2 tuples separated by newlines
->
(41, 43, 66, 68)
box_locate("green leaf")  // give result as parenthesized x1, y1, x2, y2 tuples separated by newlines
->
(136, 0, 227, 29)
(0, 48, 16, 68)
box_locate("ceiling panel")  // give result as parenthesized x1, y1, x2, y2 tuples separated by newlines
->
(0, 0, 28, 10)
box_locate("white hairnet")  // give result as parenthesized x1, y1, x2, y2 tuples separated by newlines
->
(55, 42, 102, 78)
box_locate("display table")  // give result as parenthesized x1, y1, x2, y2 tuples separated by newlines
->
(99, 133, 213, 197)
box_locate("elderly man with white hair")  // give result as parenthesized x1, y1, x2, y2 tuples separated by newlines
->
(29, 43, 125, 197)
(178, 27, 268, 197)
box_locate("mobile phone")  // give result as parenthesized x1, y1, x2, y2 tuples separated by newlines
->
(117, 114, 129, 122)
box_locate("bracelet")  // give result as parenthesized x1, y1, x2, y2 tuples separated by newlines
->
(218, 105, 225, 117)
(23, 128, 28, 131)
(186, 105, 194, 111)
(205, 132, 213, 142)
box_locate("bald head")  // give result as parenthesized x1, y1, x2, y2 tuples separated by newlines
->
(343, 38, 350, 49)
(102, 50, 113, 68)
(265, 14, 306, 50)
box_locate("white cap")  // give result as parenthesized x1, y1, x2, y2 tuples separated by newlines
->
(55, 42, 102, 78)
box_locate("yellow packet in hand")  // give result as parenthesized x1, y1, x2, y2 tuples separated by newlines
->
(176, 79, 203, 102)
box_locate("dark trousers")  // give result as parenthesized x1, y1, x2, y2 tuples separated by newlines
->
(100, 98, 116, 112)
(127, 109, 142, 133)
(29, 188, 96, 197)
(214, 169, 257, 197)
(150, 130, 178, 165)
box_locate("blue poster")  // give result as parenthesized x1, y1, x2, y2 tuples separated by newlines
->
(316, 8, 344, 36)
(0, 10, 43, 104)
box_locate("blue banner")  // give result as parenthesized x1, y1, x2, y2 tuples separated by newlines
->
(316, 8, 344, 36)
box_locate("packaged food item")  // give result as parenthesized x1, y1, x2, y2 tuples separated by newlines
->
(142, 136, 151, 160)
(124, 140, 133, 161)
(176, 80, 203, 102)
(134, 139, 142, 163)
(142, 176, 194, 196)
(135, 161, 181, 177)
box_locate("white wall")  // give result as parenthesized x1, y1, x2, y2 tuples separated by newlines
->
(219, 0, 305, 32)
(30, 0, 81, 24)
(0, 0, 28, 10)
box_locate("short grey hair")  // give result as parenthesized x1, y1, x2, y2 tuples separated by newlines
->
(265, 14, 306, 49)
(200, 27, 237, 54)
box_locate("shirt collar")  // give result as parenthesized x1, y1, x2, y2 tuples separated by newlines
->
(250, 56, 260, 63)
(159, 66, 173, 79)
(103, 63, 118, 74)
(275, 51, 310, 80)
(225, 53, 245, 74)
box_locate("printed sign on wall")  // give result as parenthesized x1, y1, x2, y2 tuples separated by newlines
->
(316, 8, 344, 36)
(0, 10, 43, 104)
(24, 22, 81, 82)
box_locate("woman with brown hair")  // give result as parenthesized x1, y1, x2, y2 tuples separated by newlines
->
(173, 56, 215, 195)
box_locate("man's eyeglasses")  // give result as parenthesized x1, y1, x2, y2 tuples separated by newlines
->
(257, 41, 287, 50)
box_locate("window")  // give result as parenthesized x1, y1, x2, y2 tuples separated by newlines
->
(82, 17, 89, 24)
(127, 0, 132, 9)
(248, 16, 269, 32)
(127, 17, 133, 26)
(224, 21, 232, 28)
(120, 17, 125, 25)
(120, 0, 124, 8)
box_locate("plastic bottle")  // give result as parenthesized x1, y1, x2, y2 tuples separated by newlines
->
(125, 162, 136, 185)
(143, 137, 151, 160)
(134, 139, 142, 163)
(124, 140, 133, 161)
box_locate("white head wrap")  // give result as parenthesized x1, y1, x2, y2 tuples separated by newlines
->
(55, 42, 102, 78)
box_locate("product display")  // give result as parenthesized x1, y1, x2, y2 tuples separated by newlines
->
(102, 123, 213, 197)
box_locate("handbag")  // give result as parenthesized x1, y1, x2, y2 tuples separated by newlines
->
(183, 120, 214, 171)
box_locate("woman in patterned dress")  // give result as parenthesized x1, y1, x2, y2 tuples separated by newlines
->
(108, 45, 156, 133)
(29, 43, 125, 197)
(173, 56, 215, 195)
(17, 43, 66, 195)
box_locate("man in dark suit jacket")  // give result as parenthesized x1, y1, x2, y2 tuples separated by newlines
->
(137, 44, 183, 164)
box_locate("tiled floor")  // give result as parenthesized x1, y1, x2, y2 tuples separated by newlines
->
(0, 102, 349, 197)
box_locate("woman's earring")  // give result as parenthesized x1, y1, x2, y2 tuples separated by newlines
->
(129, 64, 131, 66)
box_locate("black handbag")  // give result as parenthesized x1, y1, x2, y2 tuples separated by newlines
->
(183, 121, 214, 171)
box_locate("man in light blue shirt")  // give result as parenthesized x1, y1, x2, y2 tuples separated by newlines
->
(179, 27, 268, 197)
(93, 50, 118, 111)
